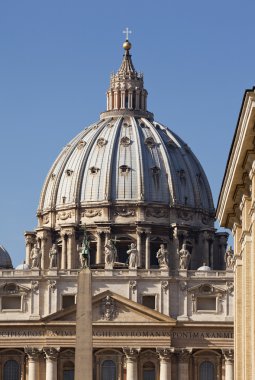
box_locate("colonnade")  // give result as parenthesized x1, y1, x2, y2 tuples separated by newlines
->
(23, 346, 234, 380)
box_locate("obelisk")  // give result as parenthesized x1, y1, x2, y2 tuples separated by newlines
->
(75, 268, 93, 380)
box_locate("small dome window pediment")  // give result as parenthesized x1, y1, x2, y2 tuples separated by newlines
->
(155, 124, 161, 130)
(177, 169, 186, 179)
(145, 137, 156, 148)
(89, 166, 100, 175)
(97, 138, 108, 147)
(120, 136, 131, 147)
(3, 283, 19, 294)
(140, 122, 149, 129)
(151, 166, 160, 175)
(65, 169, 73, 177)
(51, 173, 56, 180)
(119, 165, 130, 174)
(77, 140, 86, 150)
(107, 123, 114, 128)
(123, 122, 131, 128)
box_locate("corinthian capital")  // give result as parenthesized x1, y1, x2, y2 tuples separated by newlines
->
(156, 348, 174, 361)
(123, 347, 140, 360)
(24, 347, 42, 359)
(43, 347, 60, 360)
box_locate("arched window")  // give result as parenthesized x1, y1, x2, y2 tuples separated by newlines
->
(63, 361, 74, 380)
(101, 360, 116, 380)
(199, 361, 215, 380)
(3, 360, 20, 380)
(143, 361, 156, 380)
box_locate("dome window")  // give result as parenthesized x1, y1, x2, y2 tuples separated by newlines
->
(120, 136, 131, 147)
(107, 123, 114, 128)
(89, 166, 100, 175)
(145, 137, 156, 148)
(97, 138, 108, 147)
(119, 165, 130, 174)
(65, 169, 73, 177)
(51, 173, 56, 180)
(77, 140, 86, 150)
(151, 166, 160, 175)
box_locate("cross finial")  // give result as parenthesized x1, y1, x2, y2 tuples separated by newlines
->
(123, 27, 132, 41)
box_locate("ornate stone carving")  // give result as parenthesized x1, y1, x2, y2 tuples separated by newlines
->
(82, 209, 102, 218)
(161, 281, 169, 293)
(104, 240, 117, 270)
(25, 347, 41, 359)
(57, 211, 72, 221)
(180, 281, 188, 292)
(156, 245, 169, 269)
(97, 138, 108, 147)
(129, 280, 137, 293)
(127, 243, 138, 269)
(31, 281, 39, 293)
(156, 348, 174, 360)
(65, 169, 73, 176)
(49, 244, 58, 268)
(227, 282, 234, 294)
(101, 296, 117, 321)
(43, 347, 60, 360)
(120, 136, 131, 146)
(43, 214, 49, 224)
(176, 349, 192, 362)
(177, 210, 192, 221)
(225, 246, 235, 270)
(30, 244, 41, 269)
(114, 207, 135, 217)
(177, 243, 191, 270)
(146, 208, 169, 218)
(48, 280, 56, 293)
(222, 349, 234, 362)
(123, 347, 140, 359)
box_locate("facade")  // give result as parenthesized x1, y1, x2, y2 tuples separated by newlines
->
(0, 39, 234, 380)
(217, 87, 255, 379)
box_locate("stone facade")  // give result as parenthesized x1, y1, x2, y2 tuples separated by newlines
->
(217, 86, 255, 379)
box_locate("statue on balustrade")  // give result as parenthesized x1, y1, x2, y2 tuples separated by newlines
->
(79, 229, 90, 268)
(156, 244, 169, 269)
(104, 240, 117, 269)
(127, 243, 138, 269)
(30, 244, 41, 268)
(49, 244, 58, 268)
(178, 243, 191, 270)
(225, 245, 234, 270)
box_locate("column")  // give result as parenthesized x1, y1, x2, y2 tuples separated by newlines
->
(96, 230, 102, 264)
(121, 91, 125, 109)
(67, 230, 75, 269)
(40, 236, 47, 270)
(223, 350, 234, 380)
(145, 230, 151, 270)
(60, 232, 67, 270)
(44, 347, 59, 380)
(136, 228, 143, 267)
(157, 348, 173, 380)
(135, 90, 140, 110)
(128, 91, 133, 109)
(123, 348, 140, 380)
(25, 347, 41, 380)
(177, 349, 191, 380)
(114, 91, 118, 109)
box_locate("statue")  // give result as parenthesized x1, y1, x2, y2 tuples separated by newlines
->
(104, 240, 117, 269)
(30, 244, 41, 268)
(79, 229, 90, 268)
(49, 244, 58, 268)
(156, 244, 169, 269)
(225, 246, 234, 270)
(127, 243, 138, 269)
(178, 243, 191, 270)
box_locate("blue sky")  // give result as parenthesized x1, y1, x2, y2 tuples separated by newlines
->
(1, 0, 254, 265)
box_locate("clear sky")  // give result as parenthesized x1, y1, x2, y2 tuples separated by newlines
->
(1, 0, 254, 266)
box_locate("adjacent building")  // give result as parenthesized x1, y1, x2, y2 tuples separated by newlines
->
(217, 86, 255, 379)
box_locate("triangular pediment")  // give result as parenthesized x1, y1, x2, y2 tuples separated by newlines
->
(42, 290, 176, 325)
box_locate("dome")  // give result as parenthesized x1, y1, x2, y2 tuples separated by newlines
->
(16, 263, 30, 271)
(197, 264, 212, 271)
(0, 245, 13, 269)
(38, 41, 214, 230)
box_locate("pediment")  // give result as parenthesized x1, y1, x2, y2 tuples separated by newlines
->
(42, 291, 176, 325)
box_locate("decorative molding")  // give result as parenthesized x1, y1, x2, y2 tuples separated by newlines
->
(146, 208, 169, 218)
(97, 138, 108, 147)
(43, 347, 60, 360)
(101, 296, 117, 321)
(129, 280, 137, 293)
(77, 140, 86, 150)
(24, 347, 42, 359)
(161, 281, 169, 293)
(57, 211, 72, 221)
(114, 207, 135, 217)
(82, 209, 102, 218)
(31, 281, 39, 293)
(120, 136, 131, 147)
(48, 280, 56, 293)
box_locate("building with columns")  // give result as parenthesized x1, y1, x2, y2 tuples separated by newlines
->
(217, 86, 255, 379)
(0, 38, 234, 380)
